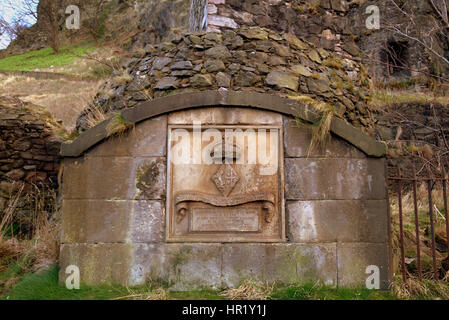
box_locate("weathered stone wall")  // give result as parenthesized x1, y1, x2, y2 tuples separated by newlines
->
(60, 107, 390, 290)
(206, 0, 357, 56)
(0, 97, 62, 229)
(205, 0, 449, 81)
(78, 28, 374, 135)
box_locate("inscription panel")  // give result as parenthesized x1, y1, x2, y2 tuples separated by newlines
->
(190, 208, 260, 233)
(166, 124, 285, 242)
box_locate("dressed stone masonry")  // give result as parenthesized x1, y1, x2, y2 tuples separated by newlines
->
(60, 91, 391, 290)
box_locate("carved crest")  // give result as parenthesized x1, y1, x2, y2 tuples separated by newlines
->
(211, 164, 240, 197)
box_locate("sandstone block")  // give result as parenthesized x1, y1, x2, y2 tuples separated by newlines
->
(88, 116, 167, 157)
(283, 118, 366, 158)
(222, 243, 337, 287)
(287, 200, 389, 243)
(337, 242, 391, 289)
(63, 157, 166, 200)
(285, 158, 386, 200)
(59, 243, 133, 285)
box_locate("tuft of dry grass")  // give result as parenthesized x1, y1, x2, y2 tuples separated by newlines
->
(369, 90, 449, 110)
(113, 71, 133, 86)
(106, 112, 134, 137)
(391, 275, 449, 300)
(0, 183, 60, 295)
(0, 184, 24, 244)
(220, 280, 273, 300)
(83, 105, 108, 130)
(112, 287, 168, 300)
(288, 94, 335, 156)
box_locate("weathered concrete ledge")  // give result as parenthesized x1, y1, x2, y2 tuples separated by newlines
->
(61, 91, 386, 158)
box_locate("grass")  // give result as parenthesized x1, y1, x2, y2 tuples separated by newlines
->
(271, 284, 395, 300)
(105, 112, 134, 137)
(1, 265, 398, 301)
(2, 265, 132, 300)
(369, 90, 449, 110)
(285, 94, 335, 155)
(0, 43, 96, 72)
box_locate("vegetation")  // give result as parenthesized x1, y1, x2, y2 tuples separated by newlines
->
(105, 112, 134, 137)
(0, 43, 96, 71)
(4, 265, 448, 300)
(0, 266, 396, 300)
(0, 184, 59, 297)
(369, 90, 449, 109)
(285, 93, 335, 155)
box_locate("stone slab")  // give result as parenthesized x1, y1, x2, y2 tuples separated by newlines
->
(129, 243, 168, 286)
(287, 200, 389, 243)
(61, 200, 130, 244)
(61, 199, 165, 244)
(283, 118, 366, 158)
(62, 157, 166, 200)
(131, 201, 165, 243)
(164, 244, 223, 290)
(88, 116, 167, 157)
(285, 158, 386, 200)
(221, 243, 337, 287)
(168, 107, 283, 125)
(129, 243, 224, 289)
(60, 242, 391, 290)
(59, 243, 132, 286)
(337, 242, 391, 289)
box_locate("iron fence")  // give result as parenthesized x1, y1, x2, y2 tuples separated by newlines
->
(389, 164, 449, 282)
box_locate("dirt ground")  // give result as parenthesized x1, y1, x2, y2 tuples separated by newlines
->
(0, 74, 102, 130)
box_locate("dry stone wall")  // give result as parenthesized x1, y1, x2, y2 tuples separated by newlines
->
(206, 0, 357, 56)
(0, 97, 62, 227)
(78, 27, 374, 134)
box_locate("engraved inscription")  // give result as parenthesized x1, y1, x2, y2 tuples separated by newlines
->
(191, 208, 260, 232)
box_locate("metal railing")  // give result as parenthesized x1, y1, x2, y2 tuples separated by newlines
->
(389, 164, 449, 282)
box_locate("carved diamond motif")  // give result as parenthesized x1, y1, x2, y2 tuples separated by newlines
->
(211, 164, 240, 197)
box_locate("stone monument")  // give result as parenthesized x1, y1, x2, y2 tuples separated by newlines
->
(59, 1, 392, 290)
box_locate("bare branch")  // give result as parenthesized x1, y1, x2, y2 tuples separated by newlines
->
(429, 0, 449, 28)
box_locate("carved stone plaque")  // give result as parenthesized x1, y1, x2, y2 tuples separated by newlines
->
(190, 207, 260, 233)
(166, 125, 285, 242)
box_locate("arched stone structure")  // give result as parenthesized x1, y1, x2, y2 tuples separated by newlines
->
(59, 91, 391, 290)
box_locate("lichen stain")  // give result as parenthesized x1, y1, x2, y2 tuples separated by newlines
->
(136, 160, 163, 199)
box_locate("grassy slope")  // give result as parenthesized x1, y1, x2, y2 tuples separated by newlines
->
(0, 43, 118, 130)
(0, 265, 396, 301)
(0, 43, 96, 72)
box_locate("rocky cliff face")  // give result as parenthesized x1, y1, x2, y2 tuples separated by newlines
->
(3, 0, 448, 83)
(2, 0, 192, 57)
